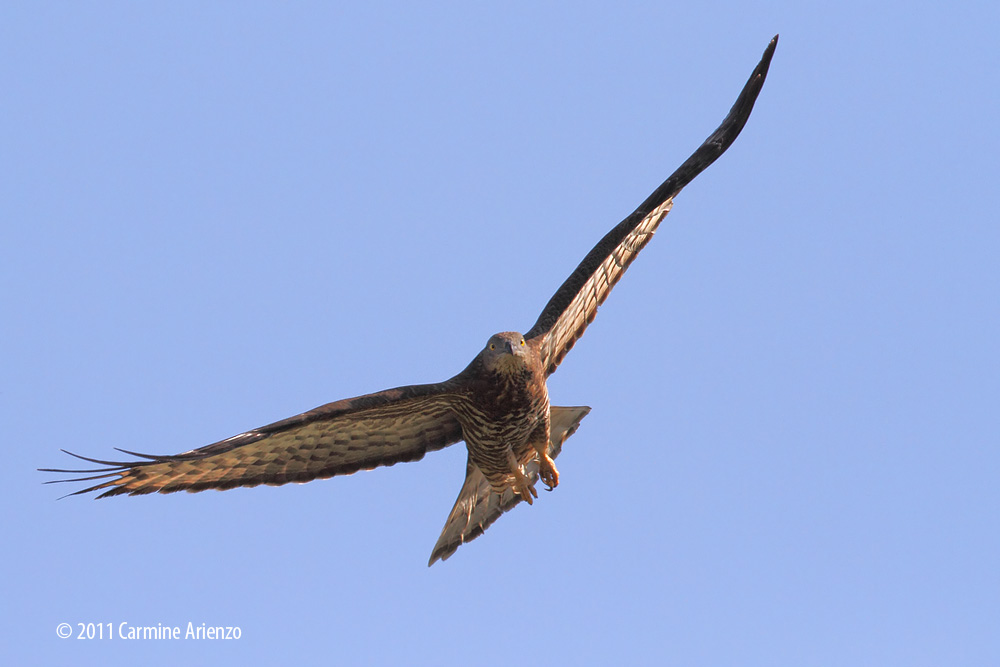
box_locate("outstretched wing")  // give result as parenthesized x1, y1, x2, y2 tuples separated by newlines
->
(525, 36, 778, 376)
(41, 382, 466, 498)
(428, 405, 591, 565)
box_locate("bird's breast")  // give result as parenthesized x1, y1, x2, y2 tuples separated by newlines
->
(453, 365, 549, 445)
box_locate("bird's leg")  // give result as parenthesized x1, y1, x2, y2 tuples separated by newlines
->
(506, 449, 537, 505)
(529, 419, 559, 491)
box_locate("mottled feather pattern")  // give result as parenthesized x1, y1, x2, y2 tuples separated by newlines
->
(44, 384, 464, 498)
(429, 405, 590, 565)
(533, 198, 672, 375)
(450, 354, 550, 490)
(525, 36, 777, 376)
(40, 36, 778, 564)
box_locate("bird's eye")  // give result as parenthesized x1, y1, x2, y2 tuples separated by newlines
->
(489, 343, 495, 350)
(520, 339, 525, 346)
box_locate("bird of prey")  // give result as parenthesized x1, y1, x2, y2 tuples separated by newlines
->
(42, 36, 777, 565)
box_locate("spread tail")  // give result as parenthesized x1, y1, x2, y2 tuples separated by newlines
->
(428, 405, 591, 565)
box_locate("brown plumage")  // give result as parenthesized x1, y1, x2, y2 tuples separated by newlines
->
(41, 36, 777, 565)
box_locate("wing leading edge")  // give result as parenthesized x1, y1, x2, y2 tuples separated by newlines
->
(41, 382, 466, 498)
(526, 35, 778, 376)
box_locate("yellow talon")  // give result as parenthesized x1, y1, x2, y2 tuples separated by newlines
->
(538, 452, 559, 491)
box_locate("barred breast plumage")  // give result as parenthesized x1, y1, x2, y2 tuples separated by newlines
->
(449, 332, 551, 494)
(41, 36, 778, 566)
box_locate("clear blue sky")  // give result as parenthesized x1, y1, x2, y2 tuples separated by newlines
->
(4, 2, 998, 665)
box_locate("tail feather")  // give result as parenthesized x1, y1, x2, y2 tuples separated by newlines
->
(428, 405, 591, 565)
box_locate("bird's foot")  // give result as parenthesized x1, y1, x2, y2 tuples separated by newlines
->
(506, 449, 538, 504)
(513, 473, 538, 505)
(538, 452, 560, 491)
(508, 463, 538, 505)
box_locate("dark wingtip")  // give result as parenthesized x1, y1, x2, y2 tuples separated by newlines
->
(752, 35, 778, 81)
(39, 448, 142, 498)
(634, 34, 778, 214)
(53, 448, 132, 467)
(113, 447, 171, 461)
(721, 33, 778, 137)
(767, 34, 779, 58)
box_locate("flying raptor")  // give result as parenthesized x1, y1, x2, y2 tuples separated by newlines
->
(43, 36, 777, 565)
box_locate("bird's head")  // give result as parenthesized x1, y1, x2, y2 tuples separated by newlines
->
(481, 331, 530, 374)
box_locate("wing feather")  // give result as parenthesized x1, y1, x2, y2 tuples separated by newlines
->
(41, 382, 466, 498)
(526, 35, 778, 375)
